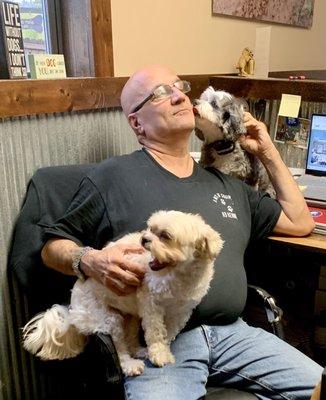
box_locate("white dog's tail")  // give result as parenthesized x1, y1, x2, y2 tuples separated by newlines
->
(22, 304, 86, 360)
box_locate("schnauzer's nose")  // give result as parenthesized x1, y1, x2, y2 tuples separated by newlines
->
(223, 111, 230, 122)
(141, 236, 151, 247)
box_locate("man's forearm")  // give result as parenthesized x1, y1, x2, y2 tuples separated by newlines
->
(41, 238, 80, 275)
(260, 147, 314, 235)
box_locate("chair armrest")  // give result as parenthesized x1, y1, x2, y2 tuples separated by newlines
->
(247, 285, 284, 339)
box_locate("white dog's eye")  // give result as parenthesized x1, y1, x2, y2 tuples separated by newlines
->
(159, 231, 172, 240)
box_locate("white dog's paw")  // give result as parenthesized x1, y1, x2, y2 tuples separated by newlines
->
(148, 343, 175, 367)
(121, 358, 145, 376)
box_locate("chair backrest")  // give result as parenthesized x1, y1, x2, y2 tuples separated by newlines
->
(8, 163, 97, 311)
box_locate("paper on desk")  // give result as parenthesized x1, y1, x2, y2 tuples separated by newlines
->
(278, 94, 301, 118)
(254, 26, 271, 78)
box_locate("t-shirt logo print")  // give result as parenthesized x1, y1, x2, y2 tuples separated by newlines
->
(213, 193, 238, 220)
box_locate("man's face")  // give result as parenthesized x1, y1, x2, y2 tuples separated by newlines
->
(130, 67, 195, 143)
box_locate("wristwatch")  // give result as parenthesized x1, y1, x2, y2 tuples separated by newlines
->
(72, 246, 93, 281)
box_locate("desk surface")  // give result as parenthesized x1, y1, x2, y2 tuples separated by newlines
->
(268, 233, 326, 253)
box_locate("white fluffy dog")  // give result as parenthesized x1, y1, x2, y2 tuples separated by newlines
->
(194, 87, 275, 197)
(23, 210, 223, 376)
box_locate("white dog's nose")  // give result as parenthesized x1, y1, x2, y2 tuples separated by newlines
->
(141, 236, 151, 248)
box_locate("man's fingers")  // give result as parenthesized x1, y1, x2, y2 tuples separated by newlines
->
(119, 259, 145, 278)
(121, 244, 145, 254)
(106, 280, 133, 296)
(110, 264, 143, 286)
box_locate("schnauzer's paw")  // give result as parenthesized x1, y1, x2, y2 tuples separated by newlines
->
(121, 358, 145, 376)
(133, 346, 148, 359)
(148, 343, 175, 367)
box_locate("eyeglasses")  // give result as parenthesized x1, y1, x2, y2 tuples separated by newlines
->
(131, 80, 191, 113)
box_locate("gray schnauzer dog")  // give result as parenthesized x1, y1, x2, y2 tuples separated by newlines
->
(193, 87, 275, 197)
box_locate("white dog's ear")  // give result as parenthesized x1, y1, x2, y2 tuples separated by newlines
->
(195, 228, 224, 260)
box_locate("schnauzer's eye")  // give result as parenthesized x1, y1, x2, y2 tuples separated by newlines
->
(211, 100, 219, 109)
(223, 111, 230, 122)
(159, 231, 172, 240)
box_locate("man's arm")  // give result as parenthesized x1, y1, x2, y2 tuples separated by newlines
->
(42, 238, 145, 295)
(240, 112, 315, 237)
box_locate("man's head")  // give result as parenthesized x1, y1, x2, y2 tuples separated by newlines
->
(120, 65, 195, 147)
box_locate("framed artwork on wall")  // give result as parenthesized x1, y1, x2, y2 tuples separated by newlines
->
(212, 0, 315, 29)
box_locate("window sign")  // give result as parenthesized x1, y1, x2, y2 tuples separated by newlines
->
(14, 0, 56, 74)
(15, 0, 48, 55)
(0, 1, 27, 78)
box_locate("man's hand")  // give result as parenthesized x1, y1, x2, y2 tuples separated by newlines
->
(239, 112, 276, 160)
(81, 243, 146, 296)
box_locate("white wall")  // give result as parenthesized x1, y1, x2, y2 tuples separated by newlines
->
(111, 0, 326, 76)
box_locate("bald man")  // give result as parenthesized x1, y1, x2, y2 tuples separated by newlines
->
(42, 65, 321, 399)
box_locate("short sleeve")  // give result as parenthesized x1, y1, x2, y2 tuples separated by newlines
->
(44, 177, 111, 248)
(245, 186, 282, 241)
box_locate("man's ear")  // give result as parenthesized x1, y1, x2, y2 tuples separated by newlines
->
(128, 114, 144, 134)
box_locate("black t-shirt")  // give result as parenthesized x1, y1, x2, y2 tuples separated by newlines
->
(45, 149, 281, 326)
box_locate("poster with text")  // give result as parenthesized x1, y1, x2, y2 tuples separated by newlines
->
(0, 1, 27, 78)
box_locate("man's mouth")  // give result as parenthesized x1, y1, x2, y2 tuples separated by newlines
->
(173, 108, 191, 115)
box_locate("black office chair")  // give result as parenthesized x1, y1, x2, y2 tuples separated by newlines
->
(8, 164, 284, 400)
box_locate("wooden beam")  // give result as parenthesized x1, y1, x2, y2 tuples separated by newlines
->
(90, 0, 114, 77)
(269, 70, 326, 80)
(2, 74, 326, 119)
(0, 77, 127, 117)
(0, 74, 212, 118)
(210, 76, 326, 103)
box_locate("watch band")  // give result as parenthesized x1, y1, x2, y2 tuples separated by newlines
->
(72, 246, 93, 281)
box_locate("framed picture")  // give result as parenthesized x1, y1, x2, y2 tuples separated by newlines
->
(274, 116, 310, 148)
(212, 0, 315, 29)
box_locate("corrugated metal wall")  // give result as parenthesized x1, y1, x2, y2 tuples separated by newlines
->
(0, 107, 201, 400)
(1, 100, 326, 399)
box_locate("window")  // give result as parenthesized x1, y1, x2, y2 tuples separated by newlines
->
(15, 0, 61, 62)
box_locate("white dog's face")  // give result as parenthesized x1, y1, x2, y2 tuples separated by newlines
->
(141, 210, 223, 272)
(194, 87, 246, 145)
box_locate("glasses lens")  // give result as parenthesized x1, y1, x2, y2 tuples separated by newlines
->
(153, 85, 172, 101)
(174, 80, 191, 93)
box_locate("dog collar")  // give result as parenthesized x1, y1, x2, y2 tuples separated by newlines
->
(211, 140, 235, 155)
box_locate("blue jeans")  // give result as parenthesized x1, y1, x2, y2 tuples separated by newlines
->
(124, 319, 322, 400)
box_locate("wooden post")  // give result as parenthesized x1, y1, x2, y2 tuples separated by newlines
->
(90, 0, 114, 77)
(59, 0, 114, 77)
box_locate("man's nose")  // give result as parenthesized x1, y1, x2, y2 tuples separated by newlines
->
(171, 87, 186, 104)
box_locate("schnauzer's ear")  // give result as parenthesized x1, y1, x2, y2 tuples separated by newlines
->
(194, 228, 224, 260)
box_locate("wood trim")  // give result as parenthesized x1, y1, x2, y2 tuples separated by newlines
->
(2, 74, 326, 119)
(210, 76, 326, 102)
(269, 70, 326, 80)
(0, 74, 212, 118)
(90, 0, 114, 77)
(0, 77, 127, 117)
